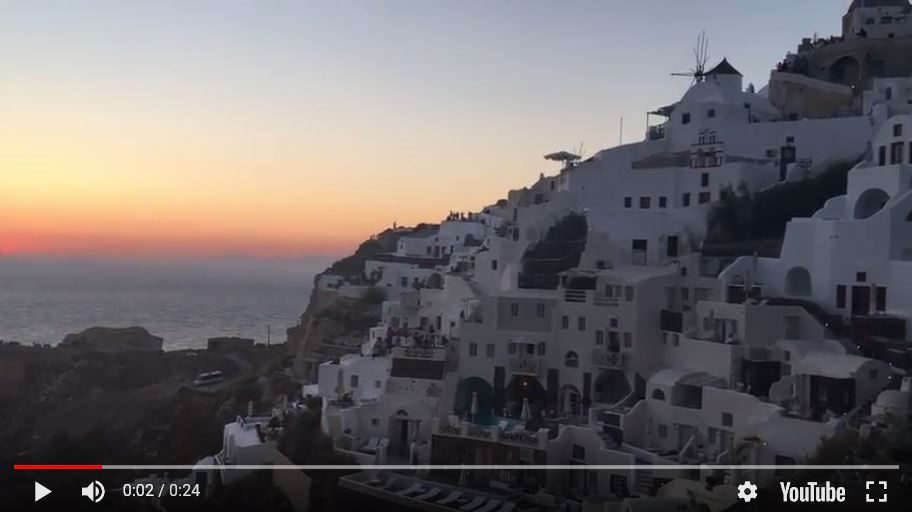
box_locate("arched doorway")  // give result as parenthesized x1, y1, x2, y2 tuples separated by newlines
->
(784, 266, 813, 297)
(559, 385, 582, 416)
(593, 370, 631, 405)
(505, 376, 547, 419)
(829, 56, 861, 88)
(454, 377, 495, 425)
(854, 188, 890, 219)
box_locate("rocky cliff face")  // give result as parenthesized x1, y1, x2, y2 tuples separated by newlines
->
(288, 224, 437, 380)
(61, 326, 164, 352)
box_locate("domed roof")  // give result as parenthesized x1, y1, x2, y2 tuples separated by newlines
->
(848, 0, 910, 12)
(705, 58, 742, 77)
(876, 389, 909, 408)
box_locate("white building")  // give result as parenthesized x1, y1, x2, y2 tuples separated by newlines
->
(721, 113, 912, 336)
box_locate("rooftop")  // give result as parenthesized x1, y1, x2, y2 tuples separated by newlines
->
(705, 58, 742, 77)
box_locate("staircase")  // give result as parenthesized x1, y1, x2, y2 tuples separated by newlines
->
(461, 274, 487, 298)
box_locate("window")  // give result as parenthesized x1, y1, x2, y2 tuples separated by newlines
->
(680, 266, 688, 277)
(701, 173, 709, 187)
(682, 193, 691, 207)
(596, 260, 606, 270)
(508, 343, 517, 354)
(885, 87, 893, 101)
(572, 444, 586, 460)
(400, 277, 408, 287)
(624, 197, 632, 208)
(596, 330, 605, 345)
(510, 302, 519, 317)
(623, 332, 633, 348)
(537, 343, 546, 356)
(658, 424, 668, 438)
(640, 196, 651, 209)
(652, 389, 666, 401)
(609, 475, 628, 496)
(783, 350, 791, 362)
(565, 351, 579, 368)
(856, 272, 867, 283)
(625, 286, 635, 301)
(486, 344, 495, 358)
(698, 191, 712, 204)
(836, 285, 847, 308)
(879, 145, 887, 166)
(375, 380, 382, 388)
(891, 142, 904, 165)
(610, 318, 618, 328)
(350, 375, 359, 388)
(469, 343, 478, 357)
(667, 235, 679, 258)
(869, 368, 880, 380)
(561, 315, 569, 329)
(681, 287, 690, 302)
(659, 196, 667, 208)
(673, 333, 680, 346)
(721, 412, 733, 427)
(492, 259, 498, 270)
(882, 16, 894, 24)
(578, 316, 587, 331)
(707, 108, 715, 118)
(682, 112, 691, 124)
(536, 303, 546, 318)
(894, 123, 903, 137)
(371, 418, 380, 426)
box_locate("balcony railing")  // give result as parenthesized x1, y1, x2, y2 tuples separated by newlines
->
(593, 295, 619, 307)
(564, 289, 587, 303)
(509, 357, 542, 377)
(431, 419, 549, 449)
(592, 350, 626, 369)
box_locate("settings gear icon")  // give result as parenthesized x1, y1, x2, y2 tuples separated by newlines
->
(737, 481, 759, 502)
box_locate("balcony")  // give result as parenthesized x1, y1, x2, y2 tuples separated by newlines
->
(509, 356, 542, 377)
(431, 418, 550, 450)
(647, 124, 666, 141)
(593, 295, 619, 307)
(592, 350, 626, 369)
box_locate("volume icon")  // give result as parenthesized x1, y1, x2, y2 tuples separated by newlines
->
(81, 480, 105, 503)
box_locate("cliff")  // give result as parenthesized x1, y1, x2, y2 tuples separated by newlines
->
(287, 224, 437, 380)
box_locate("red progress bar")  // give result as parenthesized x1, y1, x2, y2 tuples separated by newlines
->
(14, 464, 103, 471)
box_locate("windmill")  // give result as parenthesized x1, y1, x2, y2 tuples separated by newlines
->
(671, 31, 710, 85)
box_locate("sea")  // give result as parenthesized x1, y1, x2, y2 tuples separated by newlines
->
(0, 256, 329, 350)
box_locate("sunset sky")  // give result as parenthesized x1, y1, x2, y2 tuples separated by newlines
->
(1, 1, 848, 259)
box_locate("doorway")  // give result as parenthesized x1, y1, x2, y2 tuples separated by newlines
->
(851, 286, 871, 316)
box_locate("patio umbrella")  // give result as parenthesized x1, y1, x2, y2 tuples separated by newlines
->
(470, 392, 478, 423)
(520, 398, 531, 421)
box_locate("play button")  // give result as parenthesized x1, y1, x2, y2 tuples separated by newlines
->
(35, 482, 52, 502)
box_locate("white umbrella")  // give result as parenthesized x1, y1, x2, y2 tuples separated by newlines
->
(470, 392, 478, 423)
(520, 398, 531, 421)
